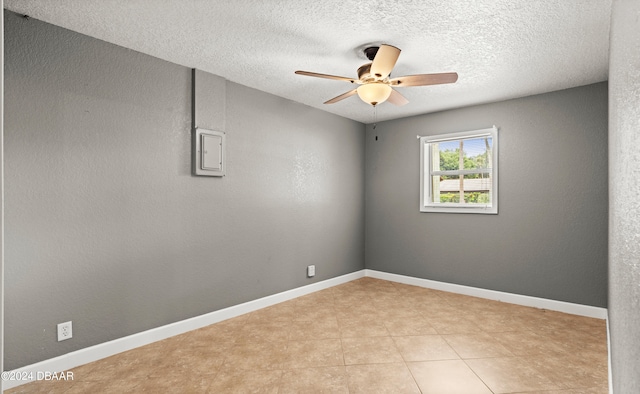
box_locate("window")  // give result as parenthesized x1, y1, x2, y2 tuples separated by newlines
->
(420, 127, 498, 214)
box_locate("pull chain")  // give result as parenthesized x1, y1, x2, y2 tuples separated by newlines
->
(373, 104, 377, 130)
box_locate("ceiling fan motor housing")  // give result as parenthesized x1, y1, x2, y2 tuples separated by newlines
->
(363, 46, 380, 61)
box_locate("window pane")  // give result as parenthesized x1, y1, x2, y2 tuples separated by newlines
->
(433, 136, 492, 173)
(462, 137, 492, 170)
(435, 141, 462, 172)
(431, 173, 492, 204)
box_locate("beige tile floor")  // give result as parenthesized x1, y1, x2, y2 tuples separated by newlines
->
(7, 278, 608, 393)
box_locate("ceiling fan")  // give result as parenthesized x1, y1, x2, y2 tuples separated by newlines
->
(295, 44, 458, 107)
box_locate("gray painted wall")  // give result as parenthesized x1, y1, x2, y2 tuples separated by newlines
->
(365, 83, 608, 307)
(1, 4, 5, 390)
(3, 13, 364, 369)
(609, 0, 640, 390)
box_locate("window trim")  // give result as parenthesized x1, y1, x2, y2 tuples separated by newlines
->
(419, 127, 498, 214)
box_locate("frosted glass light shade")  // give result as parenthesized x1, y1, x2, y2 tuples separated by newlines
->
(357, 83, 392, 106)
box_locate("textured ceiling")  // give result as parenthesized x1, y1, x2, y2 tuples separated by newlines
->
(4, 1, 611, 123)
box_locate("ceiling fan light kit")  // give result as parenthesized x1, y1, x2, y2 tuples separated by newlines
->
(295, 44, 458, 107)
(357, 83, 392, 106)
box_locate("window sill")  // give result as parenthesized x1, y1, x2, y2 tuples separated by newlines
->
(420, 205, 498, 214)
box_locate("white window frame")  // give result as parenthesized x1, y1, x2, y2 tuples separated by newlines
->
(420, 126, 498, 214)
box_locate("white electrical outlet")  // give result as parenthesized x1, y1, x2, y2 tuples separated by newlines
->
(307, 265, 316, 277)
(57, 321, 72, 341)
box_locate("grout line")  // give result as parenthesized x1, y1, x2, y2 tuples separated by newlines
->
(460, 357, 496, 394)
(402, 360, 423, 393)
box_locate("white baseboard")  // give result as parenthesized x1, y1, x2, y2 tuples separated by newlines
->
(365, 269, 608, 319)
(2, 270, 365, 390)
(4, 268, 608, 390)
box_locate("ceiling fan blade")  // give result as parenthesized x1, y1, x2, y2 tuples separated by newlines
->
(390, 72, 458, 87)
(324, 89, 357, 104)
(370, 44, 401, 79)
(295, 70, 356, 83)
(387, 89, 409, 106)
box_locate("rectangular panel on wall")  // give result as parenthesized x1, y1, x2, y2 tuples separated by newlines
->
(194, 127, 225, 177)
